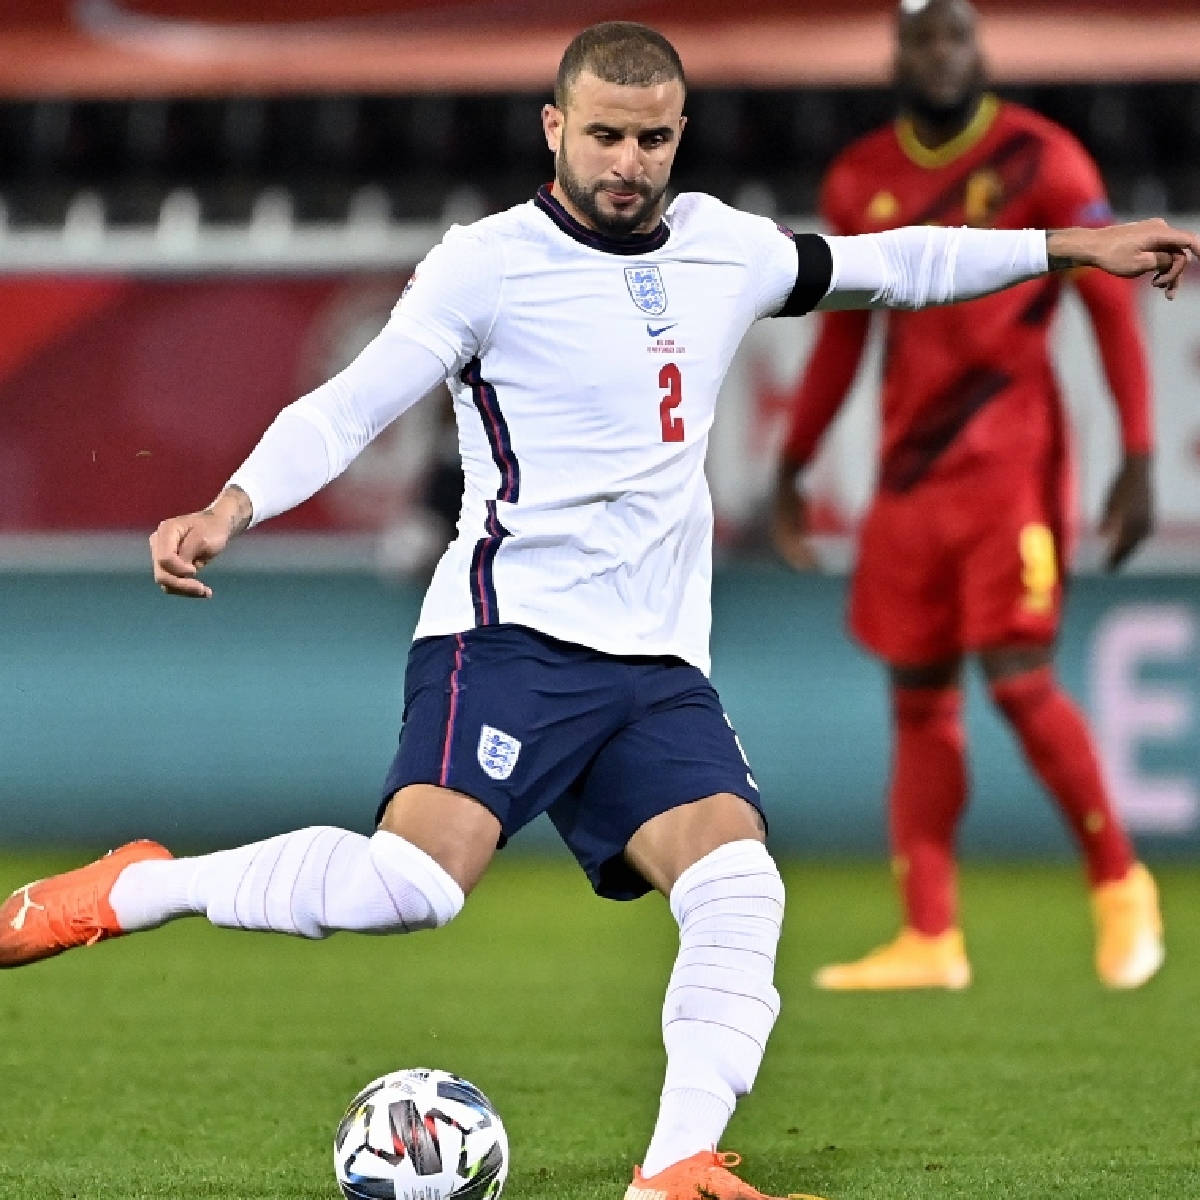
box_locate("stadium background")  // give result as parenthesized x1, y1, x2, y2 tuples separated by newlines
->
(2, 0, 1199, 864)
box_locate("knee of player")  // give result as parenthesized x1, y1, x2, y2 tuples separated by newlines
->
(367, 829, 467, 932)
(406, 889, 464, 932)
(672, 840, 786, 926)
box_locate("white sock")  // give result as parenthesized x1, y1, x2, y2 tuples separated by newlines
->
(108, 827, 463, 938)
(640, 839, 784, 1178)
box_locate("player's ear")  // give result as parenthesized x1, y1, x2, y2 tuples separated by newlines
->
(542, 103, 564, 153)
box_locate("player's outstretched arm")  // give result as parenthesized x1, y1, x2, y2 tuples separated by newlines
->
(149, 485, 253, 598)
(1047, 218, 1199, 299)
(819, 218, 1198, 313)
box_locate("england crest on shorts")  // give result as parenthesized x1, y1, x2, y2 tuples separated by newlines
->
(624, 265, 668, 316)
(477, 724, 521, 781)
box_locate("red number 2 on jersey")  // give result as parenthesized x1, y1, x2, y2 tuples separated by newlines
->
(659, 363, 685, 443)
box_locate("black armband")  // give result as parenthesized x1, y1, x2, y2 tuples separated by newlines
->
(773, 233, 834, 318)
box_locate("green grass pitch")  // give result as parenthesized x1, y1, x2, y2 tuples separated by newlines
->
(0, 851, 1195, 1199)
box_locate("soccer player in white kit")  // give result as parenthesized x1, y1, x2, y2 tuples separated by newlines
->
(2, 21, 1195, 1200)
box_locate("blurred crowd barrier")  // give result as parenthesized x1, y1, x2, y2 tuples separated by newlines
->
(2, 566, 1197, 855)
(1, 84, 1198, 228)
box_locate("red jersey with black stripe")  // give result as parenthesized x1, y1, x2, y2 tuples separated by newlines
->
(783, 96, 1151, 495)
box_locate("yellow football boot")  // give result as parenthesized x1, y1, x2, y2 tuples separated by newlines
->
(1091, 862, 1164, 989)
(814, 927, 971, 991)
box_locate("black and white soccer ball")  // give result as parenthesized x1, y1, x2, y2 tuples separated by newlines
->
(333, 1068, 509, 1200)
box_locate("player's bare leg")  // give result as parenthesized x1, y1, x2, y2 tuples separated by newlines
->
(982, 643, 1164, 988)
(815, 657, 972, 992)
(621, 793, 824, 1200)
(0, 785, 497, 969)
(377, 783, 501, 897)
(623, 791, 767, 897)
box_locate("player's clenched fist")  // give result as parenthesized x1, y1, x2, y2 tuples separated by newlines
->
(148, 484, 253, 598)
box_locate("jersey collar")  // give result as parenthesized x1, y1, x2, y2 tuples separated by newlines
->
(534, 184, 670, 255)
(895, 93, 1001, 169)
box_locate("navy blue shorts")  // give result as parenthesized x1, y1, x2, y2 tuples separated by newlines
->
(380, 624, 764, 901)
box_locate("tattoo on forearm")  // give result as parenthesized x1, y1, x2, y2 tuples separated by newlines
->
(202, 485, 253, 536)
(1045, 231, 1073, 272)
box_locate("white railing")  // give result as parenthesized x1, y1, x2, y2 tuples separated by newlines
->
(0, 183, 491, 273)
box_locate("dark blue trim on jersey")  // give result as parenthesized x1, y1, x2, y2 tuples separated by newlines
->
(461, 357, 519, 503)
(534, 184, 670, 256)
(460, 358, 518, 625)
(470, 504, 509, 625)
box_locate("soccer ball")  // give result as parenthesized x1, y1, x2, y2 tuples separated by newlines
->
(333, 1067, 509, 1200)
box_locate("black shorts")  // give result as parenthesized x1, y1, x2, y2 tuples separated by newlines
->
(380, 624, 763, 900)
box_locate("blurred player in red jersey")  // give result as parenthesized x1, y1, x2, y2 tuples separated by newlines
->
(772, 0, 1165, 990)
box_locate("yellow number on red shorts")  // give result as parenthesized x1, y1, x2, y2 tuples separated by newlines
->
(1019, 523, 1057, 614)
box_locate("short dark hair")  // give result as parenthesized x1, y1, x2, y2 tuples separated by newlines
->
(554, 22, 686, 109)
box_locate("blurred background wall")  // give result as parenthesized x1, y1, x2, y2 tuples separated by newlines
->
(1, 0, 1198, 858)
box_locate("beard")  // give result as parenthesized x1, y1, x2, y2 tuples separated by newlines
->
(555, 147, 666, 237)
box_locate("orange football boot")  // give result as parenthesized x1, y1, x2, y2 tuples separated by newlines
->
(813, 927, 971, 991)
(0, 840, 173, 968)
(624, 1150, 826, 1200)
(1091, 862, 1164, 989)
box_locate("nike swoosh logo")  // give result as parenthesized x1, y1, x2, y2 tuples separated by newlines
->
(646, 323, 677, 337)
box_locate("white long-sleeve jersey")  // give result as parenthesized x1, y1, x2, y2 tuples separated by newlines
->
(229, 188, 1046, 673)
